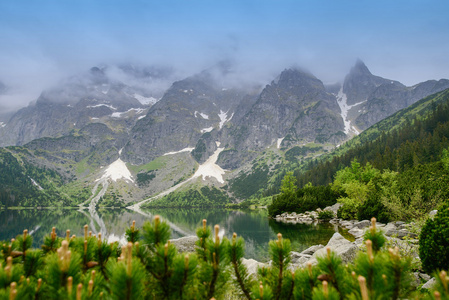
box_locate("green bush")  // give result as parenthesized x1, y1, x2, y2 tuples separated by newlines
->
(268, 174, 339, 217)
(337, 203, 358, 220)
(419, 201, 449, 273)
(317, 210, 334, 220)
(358, 197, 391, 223)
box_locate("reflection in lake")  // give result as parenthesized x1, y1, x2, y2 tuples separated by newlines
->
(0, 208, 339, 262)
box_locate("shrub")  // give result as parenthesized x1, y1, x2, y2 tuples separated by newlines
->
(419, 201, 449, 273)
(2, 217, 449, 299)
(318, 210, 334, 220)
(358, 197, 391, 223)
(337, 202, 358, 220)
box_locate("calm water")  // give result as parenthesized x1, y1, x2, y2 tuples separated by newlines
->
(0, 208, 340, 262)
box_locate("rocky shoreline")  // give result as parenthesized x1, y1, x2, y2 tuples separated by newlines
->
(171, 204, 437, 290)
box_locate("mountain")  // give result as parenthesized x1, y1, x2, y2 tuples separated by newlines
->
(0, 67, 149, 147)
(295, 87, 449, 188)
(1, 60, 449, 207)
(122, 69, 248, 165)
(217, 68, 344, 169)
(340, 60, 449, 131)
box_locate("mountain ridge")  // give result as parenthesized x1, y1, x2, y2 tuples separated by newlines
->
(1, 60, 449, 207)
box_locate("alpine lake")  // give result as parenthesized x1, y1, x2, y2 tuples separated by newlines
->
(0, 207, 349, 262)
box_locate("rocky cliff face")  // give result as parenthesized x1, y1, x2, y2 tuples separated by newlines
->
(25, 123, 122, 171)
(0, 67, 150, 147)
(218, 68, 345, 168)
(122, 69, 246, 165)
(342, 59, 396, 106)
(1, 61, 449, 204)
(340, 60, 449, 131)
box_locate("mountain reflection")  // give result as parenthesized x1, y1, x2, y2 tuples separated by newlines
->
(0, 208, 339, 262)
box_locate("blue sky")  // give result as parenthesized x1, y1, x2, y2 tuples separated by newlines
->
(1, 0, 448, 109)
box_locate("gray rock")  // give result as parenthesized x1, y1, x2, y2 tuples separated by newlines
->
(348, 227, 365, 238)
(242, 258, 267, 277)
(384, 223, 397, 232)
(313, 233, 358, 264)
(290, 251, 312, 264)
(340, 221, 353, 227)
(170, 236, 198, 253)
(323, 203, 342, 216)
(353, 220, 370, 229)
(300, 245, 324, 256)
(385, 229, 418, 239)
(419, 273, 431, 282)
(421, 278, 436, 290)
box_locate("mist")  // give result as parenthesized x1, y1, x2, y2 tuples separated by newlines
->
(1, 0, 448, 113)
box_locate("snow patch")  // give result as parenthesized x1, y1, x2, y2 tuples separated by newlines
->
(218, 110, 233, 129)
(277, 137, 285, 149)
(336, 87, 366, 135)
(163, 147, 194, 156)
(111, 108, 146, 118)
(91, 117, 99, 120)
(138, 115, 145, 120)
(100, 158, 134, 183)
(133, 93, 158, 105)
(192, 144, 225, 183)
(201, 127, 214, 133)
(87, 104, 117, 110)
(0, 122, 5, 128)
(195, 111, 209, 119)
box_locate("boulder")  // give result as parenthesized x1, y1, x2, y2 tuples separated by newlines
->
(348, 227, 365, 238)
(340, 221, 354, 229)
(385, 229, 418, 239)
(290, 251, 312, 264)
(312, 233, 358, 264)
(419, 273, 431, 282)
(421, 278, 436, 290)
(242, 258, 267, 277)
(170, 236, 198, 253)
(323, 203, 342, 216)
(300, 244, 324, 256)
(352, 220, 370, 229)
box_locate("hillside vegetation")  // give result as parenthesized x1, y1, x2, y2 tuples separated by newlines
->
(0, 148, 91, 208)
(268, 89, 449, 223)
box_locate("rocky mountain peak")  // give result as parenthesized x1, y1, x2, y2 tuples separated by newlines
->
(269, 68, 324, 96)
(343, 60, 393, 105)
(351, 59, 372, 76)
(89, 66, 108, 84)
